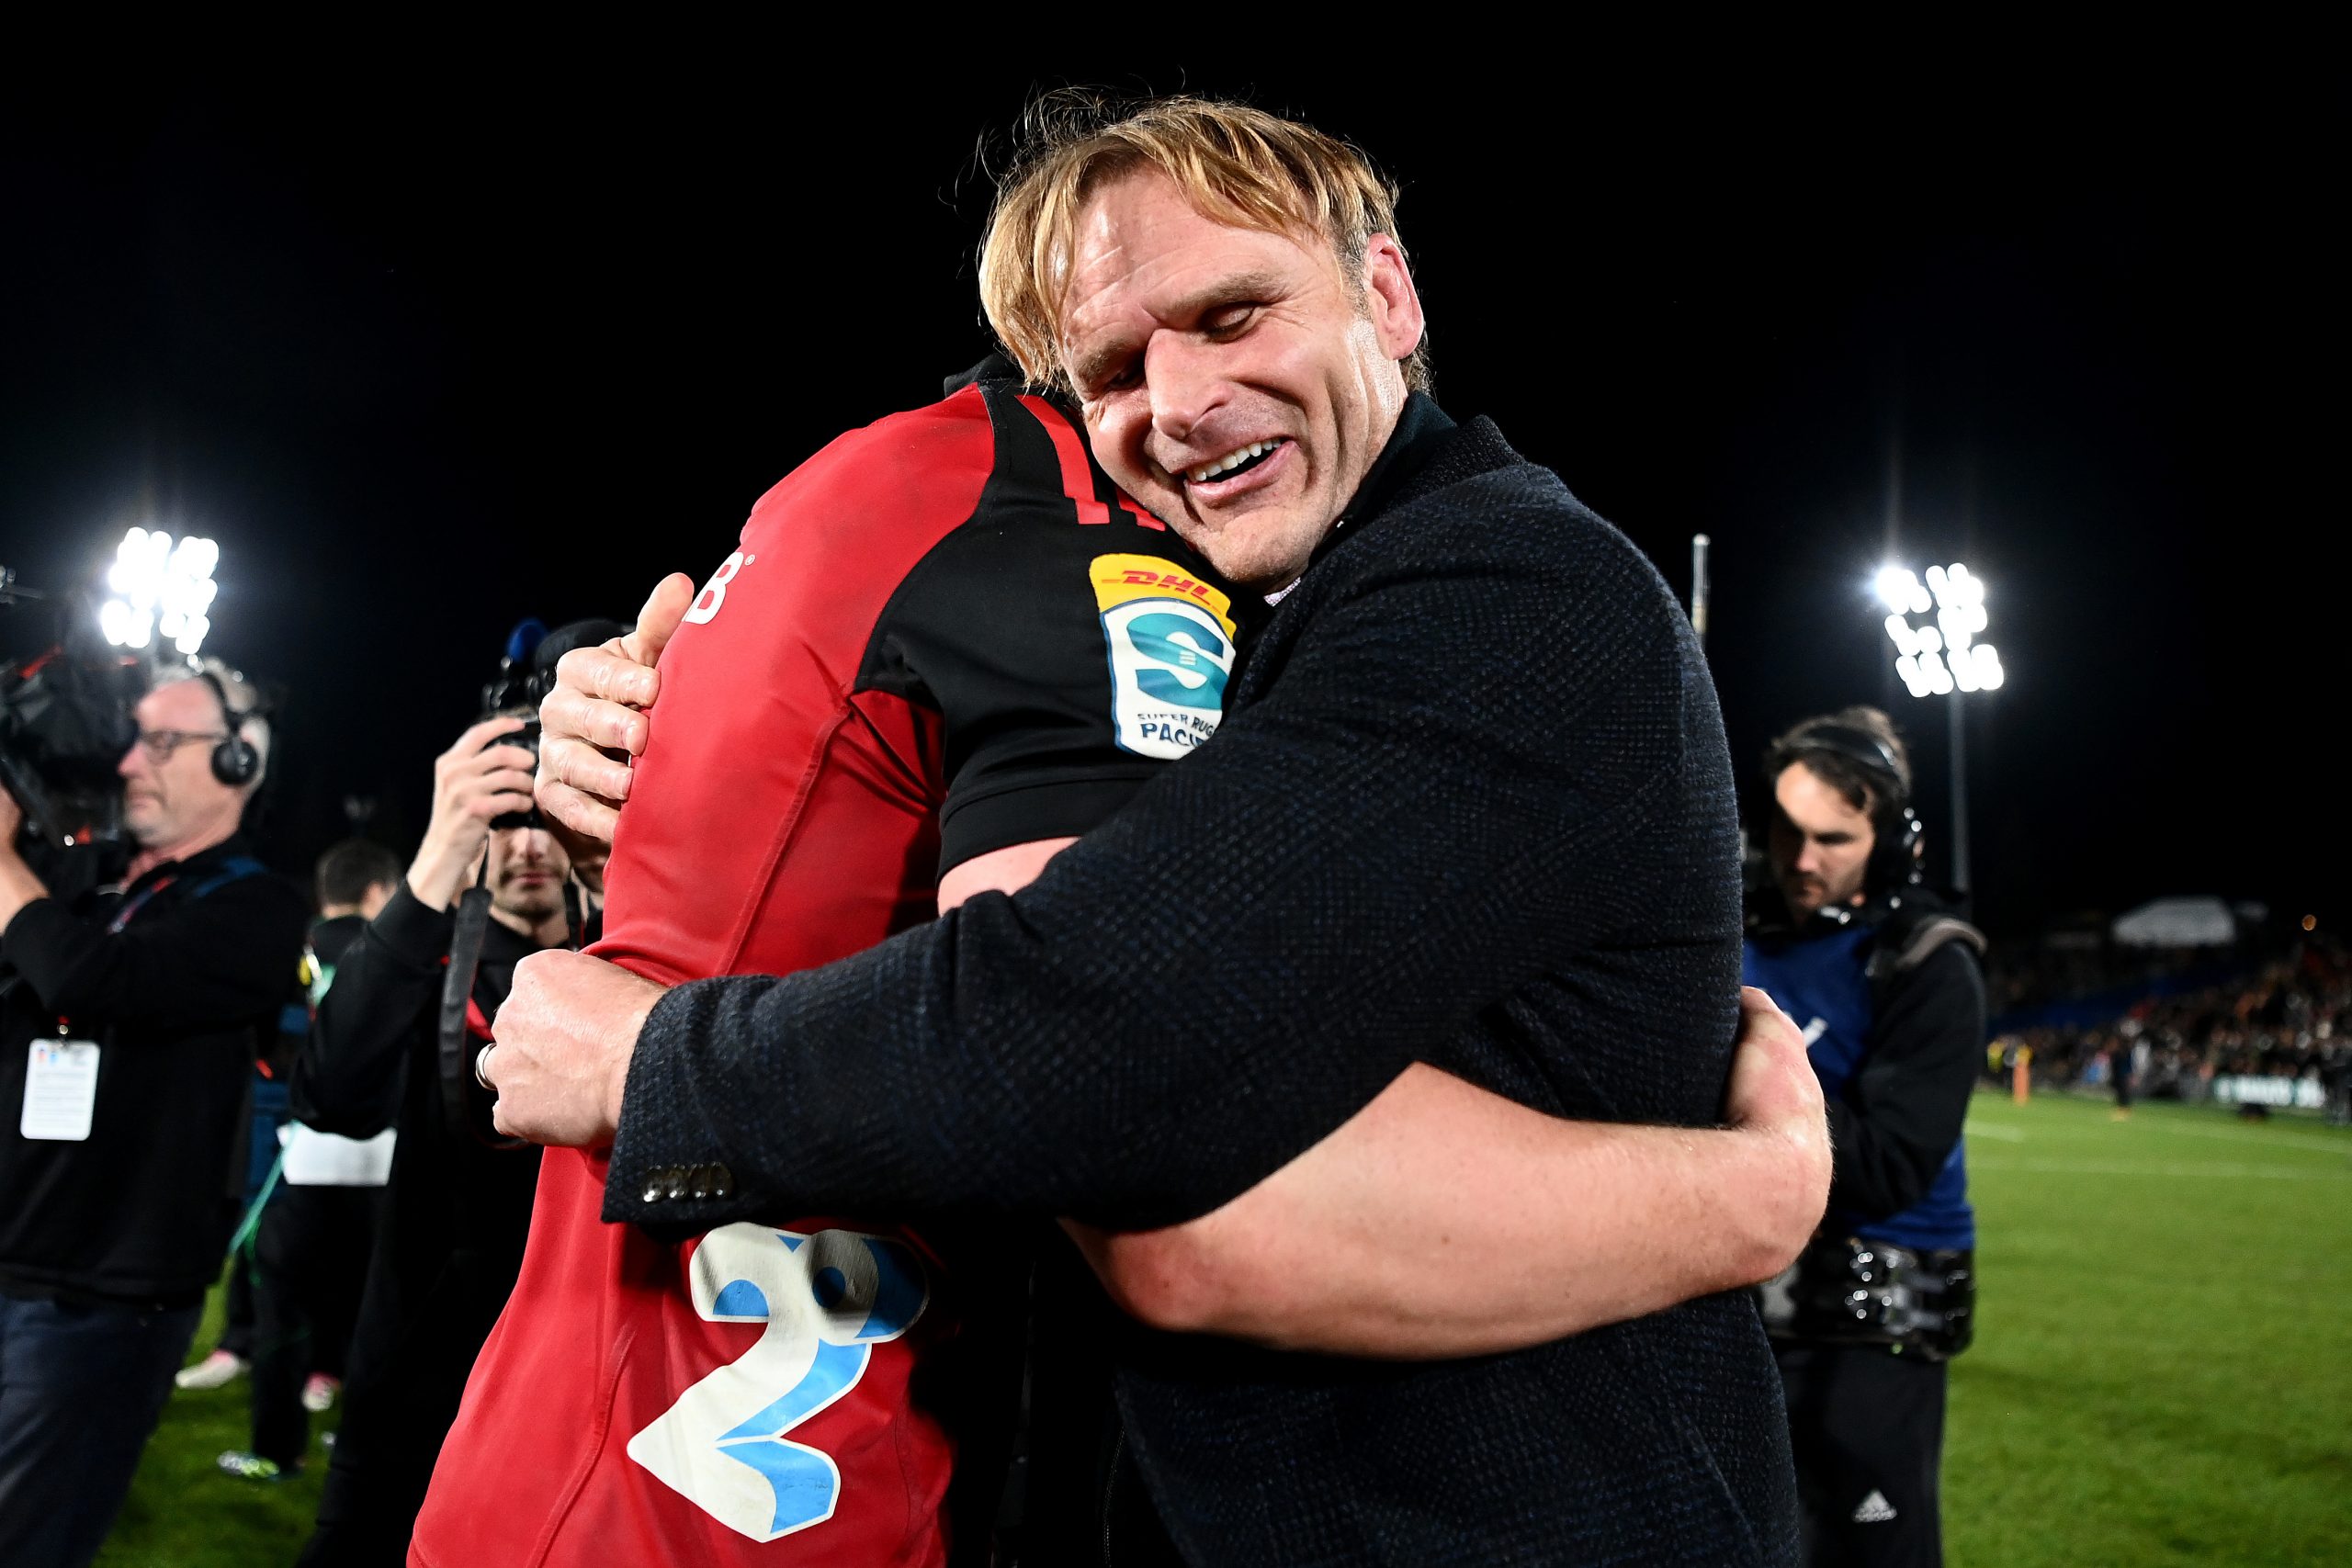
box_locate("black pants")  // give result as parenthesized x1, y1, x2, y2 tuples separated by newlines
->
(1774, 1342, 1948, 1568)
(295, 1247, 517, 1568)
(250, 1184, 380, 1466)
(217, 1250, 256, 1359)
(0, 1291, 204, 1568)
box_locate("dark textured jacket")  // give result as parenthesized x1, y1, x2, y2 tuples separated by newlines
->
(0, 833, 307, 1307)
(608, 415, 1797, 1565)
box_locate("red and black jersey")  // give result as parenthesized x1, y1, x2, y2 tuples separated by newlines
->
(410, 369, 1247, 1568)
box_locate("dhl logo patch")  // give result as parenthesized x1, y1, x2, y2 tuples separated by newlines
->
(1090, 554, 1238, 639)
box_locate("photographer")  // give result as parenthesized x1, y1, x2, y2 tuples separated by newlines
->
(0, 661, 307, 1568)
(1743, 708, 1986, 1568)
(288, 634, 606, 1568)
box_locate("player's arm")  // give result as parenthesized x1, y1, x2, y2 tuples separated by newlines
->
(948, 846, 1826, 1357)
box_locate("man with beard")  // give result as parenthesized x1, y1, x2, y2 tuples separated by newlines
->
(289, 698, 594, 1566)
(1744, 709, 1984, 1567)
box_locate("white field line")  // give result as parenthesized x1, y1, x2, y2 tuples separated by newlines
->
(1968, 1156, 2350, 1181)
(1963, 1121, 2027, 1142)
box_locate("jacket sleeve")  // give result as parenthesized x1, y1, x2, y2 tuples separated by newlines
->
(1826, 942, 1986, 1219)
(290, 885, 451, 1137)
(606, 496, 1706, 1230)
(1, 877, 305, 1034)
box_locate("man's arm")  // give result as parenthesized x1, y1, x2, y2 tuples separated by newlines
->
(948, 841, 1824, 1356)
(1, 843, 303, 1033)
(1074, 995, 1826, 1357)
(290, 886, 454, 1136)
(1826, 943, 1985, 1218)
(0, 792, 49, 935)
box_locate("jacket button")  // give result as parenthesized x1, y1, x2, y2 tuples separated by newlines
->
(688, 1165, 716, 1201)
(640, 1169, 668, 1204)
(707, 1164, 733, 1200)
(662, 1168, 690, 1201)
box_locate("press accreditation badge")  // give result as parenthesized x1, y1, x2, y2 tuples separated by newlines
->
(21, 1040, 100, 1141)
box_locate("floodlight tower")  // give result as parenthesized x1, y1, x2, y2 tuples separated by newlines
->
(1875, 562, 2004, 894)
(98, 527, 220, 663)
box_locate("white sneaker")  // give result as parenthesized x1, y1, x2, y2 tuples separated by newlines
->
(175, 1349, 250, 1391)
(301, 1373, 341, 1413)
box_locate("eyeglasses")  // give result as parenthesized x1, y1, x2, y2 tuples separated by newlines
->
(132, 729, 228, 761)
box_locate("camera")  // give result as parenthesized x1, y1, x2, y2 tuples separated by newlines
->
(2, 570, 141, 860)
(478, 617, 626, 833)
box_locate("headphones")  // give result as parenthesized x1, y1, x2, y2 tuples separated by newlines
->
(194, 669, 262, 788)
(1774, 721, 1923, 896)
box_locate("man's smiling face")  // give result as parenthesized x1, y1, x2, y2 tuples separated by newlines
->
(1060, 170, 1425, 592)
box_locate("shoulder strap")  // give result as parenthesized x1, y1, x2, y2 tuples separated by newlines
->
(1866, 913, 1985, 986)
(187, 855, 268, 900)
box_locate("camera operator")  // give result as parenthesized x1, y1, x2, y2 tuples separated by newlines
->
(1743, 707, 1986, 1568)
(0, 660, 307, 1568)
(288, 630, 609, 1568)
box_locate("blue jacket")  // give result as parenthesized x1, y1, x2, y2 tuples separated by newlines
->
(1744, 902, 1984, 1251)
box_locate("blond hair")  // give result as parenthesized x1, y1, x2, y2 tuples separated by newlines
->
(978, 92, 1430, 396)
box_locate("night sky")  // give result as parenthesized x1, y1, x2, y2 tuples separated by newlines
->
(3, 57, 2339, 935)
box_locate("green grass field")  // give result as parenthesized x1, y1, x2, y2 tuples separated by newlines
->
(95, 1090, 2352, 1565)
(1943, 1091, 2352, 1566)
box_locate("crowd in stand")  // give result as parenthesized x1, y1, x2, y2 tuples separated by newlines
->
(1986, 933, 2351, 1119)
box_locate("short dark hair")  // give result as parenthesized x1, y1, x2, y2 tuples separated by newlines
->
(316, 839, 401, 910)
(1763, 705, 1912, 819)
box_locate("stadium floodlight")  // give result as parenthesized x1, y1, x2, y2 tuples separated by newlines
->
(1875, 560, 2005, 892)
(100, 527, 220, 657)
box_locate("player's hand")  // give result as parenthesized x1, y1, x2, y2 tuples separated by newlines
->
(1723, 987, 1832, 1274)
(0, 786, 23, 853)
(407, 716, 538, 911)
(480, 949, 667, 1148)
(537, 572, 695, 850)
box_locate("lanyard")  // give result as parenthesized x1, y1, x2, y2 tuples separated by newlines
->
(106, 874, 179, 935)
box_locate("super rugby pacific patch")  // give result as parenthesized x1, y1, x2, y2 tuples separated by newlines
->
(1090, 554, 1238, 760)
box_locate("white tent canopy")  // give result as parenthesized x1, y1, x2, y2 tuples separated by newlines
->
(2110, 896, 2238, 949)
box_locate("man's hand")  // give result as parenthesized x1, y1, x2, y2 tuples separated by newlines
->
(405, 716, 538, 912)
(0, 787, 49, 936)
(480, 949, 668, 1148)
(537, 572, 695, 851)
(1721, 986, 1833, 1272)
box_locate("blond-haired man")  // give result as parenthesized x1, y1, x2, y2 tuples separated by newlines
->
(488, 96, 1810, 1564)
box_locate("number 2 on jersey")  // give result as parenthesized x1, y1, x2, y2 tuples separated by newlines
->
(626, 1223, 928, 1541)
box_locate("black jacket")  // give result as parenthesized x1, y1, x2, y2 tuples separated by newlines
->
(290, 883, 549, 1524)
(0, 833, 307, 1307)
(605, 413, 1795, 1565)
